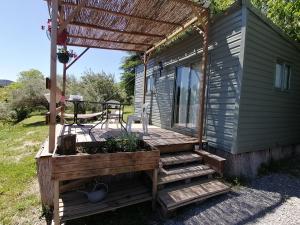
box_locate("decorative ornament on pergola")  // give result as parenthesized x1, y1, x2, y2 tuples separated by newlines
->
(46, 0, 210, 154)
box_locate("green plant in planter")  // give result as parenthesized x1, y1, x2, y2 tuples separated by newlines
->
(118, 133, 139, 152)
(57, 48, 70, 64)
(103, 137, 119, 153)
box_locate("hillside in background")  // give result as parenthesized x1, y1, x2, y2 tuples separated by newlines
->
(0, 79, 13, 87)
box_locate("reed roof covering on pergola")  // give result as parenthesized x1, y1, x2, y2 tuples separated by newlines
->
(47, 0, 209, 53)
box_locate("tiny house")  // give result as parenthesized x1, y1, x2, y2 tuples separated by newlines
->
(134, 0, 300, 177)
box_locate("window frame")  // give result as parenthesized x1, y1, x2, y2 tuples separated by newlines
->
(145, 75, 154, 94)
(274, 59, 292, 92)
(172, 62, 201, 132)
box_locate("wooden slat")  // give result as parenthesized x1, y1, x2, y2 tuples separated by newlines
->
(160, 152, 202, 166)
(158, 168, 215, 185)
(146, 16, 199, 54)
(67, 43, 145, 52)
(53, 150, 159, 164)
(68, 34, 153, 46)
(161, 164, 211, 175)
(61, 1, 182, 27)
(195, 150, 226, 175)
(52, 156, 159, 173)
(70, 21, 165, 38)
(59, 182, 151, 222)
(158, 179, 230, 210)
(53, 163, 158, 180)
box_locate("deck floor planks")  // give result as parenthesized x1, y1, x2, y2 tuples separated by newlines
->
(59, 181, 152, 222)
(58, 124, 199, 149)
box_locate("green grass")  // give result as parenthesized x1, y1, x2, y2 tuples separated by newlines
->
(0, 116, 48, 224)
(123, 105, 134, 122)
(0, 107, 136, 224)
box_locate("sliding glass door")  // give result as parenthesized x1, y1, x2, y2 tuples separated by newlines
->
(173, 64, 201, 130)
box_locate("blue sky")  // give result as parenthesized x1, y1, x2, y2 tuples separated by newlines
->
(0, 1, 128, 82)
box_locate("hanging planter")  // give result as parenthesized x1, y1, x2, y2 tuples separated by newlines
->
(57, 48, 70, 64)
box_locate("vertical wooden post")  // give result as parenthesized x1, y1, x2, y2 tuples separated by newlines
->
(198, 12, 209, 147)
(142, 53, 148, 104)
(49, 0, 59, 153)
(53, 180, 60, 224)
(60, 46, 67, 125)
(152, 168, 158, 210)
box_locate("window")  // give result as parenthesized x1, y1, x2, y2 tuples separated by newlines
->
(173, 64, 201, 130)
(146, 76, 154, 94)
(274, 61, 291, 91)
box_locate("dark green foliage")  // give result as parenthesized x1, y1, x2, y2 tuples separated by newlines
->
(120, 54, 141, 103)
(77, 133, 146, 154)
(0, 69, 47, 122)
(251, 0, 300, 41)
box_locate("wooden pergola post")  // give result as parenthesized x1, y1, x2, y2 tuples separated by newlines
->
(198, 11, 210, 147)
(49, 0, 58, 153)
(142, 53, 149, 104)
(60, 55, 67, 125)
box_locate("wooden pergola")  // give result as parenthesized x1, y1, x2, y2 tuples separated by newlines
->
(46, 0, 210, 153)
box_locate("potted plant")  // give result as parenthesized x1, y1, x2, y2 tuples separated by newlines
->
(57, 48, 70, 64)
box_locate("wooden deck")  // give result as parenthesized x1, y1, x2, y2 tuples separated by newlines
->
(59, 124, 199, 152)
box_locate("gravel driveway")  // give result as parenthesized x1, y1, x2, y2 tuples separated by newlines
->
(161, 174, 300, 225)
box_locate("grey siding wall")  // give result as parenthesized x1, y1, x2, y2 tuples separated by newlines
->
(236, 8, 300, 153)
(134, 6, 244, 152)
(206, 8, 243, 152)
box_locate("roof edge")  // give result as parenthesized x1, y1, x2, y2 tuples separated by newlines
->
(241, 0, 300, 51)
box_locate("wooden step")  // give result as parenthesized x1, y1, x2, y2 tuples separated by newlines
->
(160, 164, 211, 175)
(158, 166, 215, 185)
(158, 179, 230, 211)
(160, 152, 202, 166)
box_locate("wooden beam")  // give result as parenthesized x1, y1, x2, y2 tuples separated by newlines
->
(58, 0, 87, 34)
(66, 47, 89, 70)
(67, 43, 145, 52)
(70, 21, 165, 38)
(53, 180, 60, 224)
(198, 13, 209, 146)
(170, 0, 206, 10)
(60, 59, 67, 124)
(152, 168, 158, 210)
(49, 0, 59, 153)
(142, 53, 149, 104)
(146, 16, 199, 54)
(68, 34, 153, 47)
(61, 1, 183, 27)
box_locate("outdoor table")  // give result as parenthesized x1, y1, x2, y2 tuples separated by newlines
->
(89, 101, 129, 132)
(66, 99, 85, 125)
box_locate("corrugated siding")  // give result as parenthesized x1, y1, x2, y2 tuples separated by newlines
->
(134, 7, 243, 152)
(206, 9, 243, 152)
(236, 9, 300, 153)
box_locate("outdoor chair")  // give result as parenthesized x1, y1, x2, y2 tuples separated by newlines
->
(103, 100, 122, 129)
(127, 103, 149, 134)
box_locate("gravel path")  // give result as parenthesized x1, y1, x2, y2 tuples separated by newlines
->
(160, 174, 300, 225)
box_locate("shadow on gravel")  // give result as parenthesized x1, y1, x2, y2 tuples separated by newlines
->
(64, 174, 300, 225)
(163, 174, 300, 225)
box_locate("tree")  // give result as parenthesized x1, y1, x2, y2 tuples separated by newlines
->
(251, 0, 300, 41)
(210, 0, 299, 41)
(80, 69, 124, 103)
(120, 53, 141, 102)
(9, 69, 47, 121)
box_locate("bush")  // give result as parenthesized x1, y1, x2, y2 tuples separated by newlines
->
(0, 103, 11, 122)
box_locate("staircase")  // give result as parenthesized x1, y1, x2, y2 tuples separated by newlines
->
(156, 149, 230, 215)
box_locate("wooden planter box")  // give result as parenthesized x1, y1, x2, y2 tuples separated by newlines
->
(52, 143, 160, 181)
